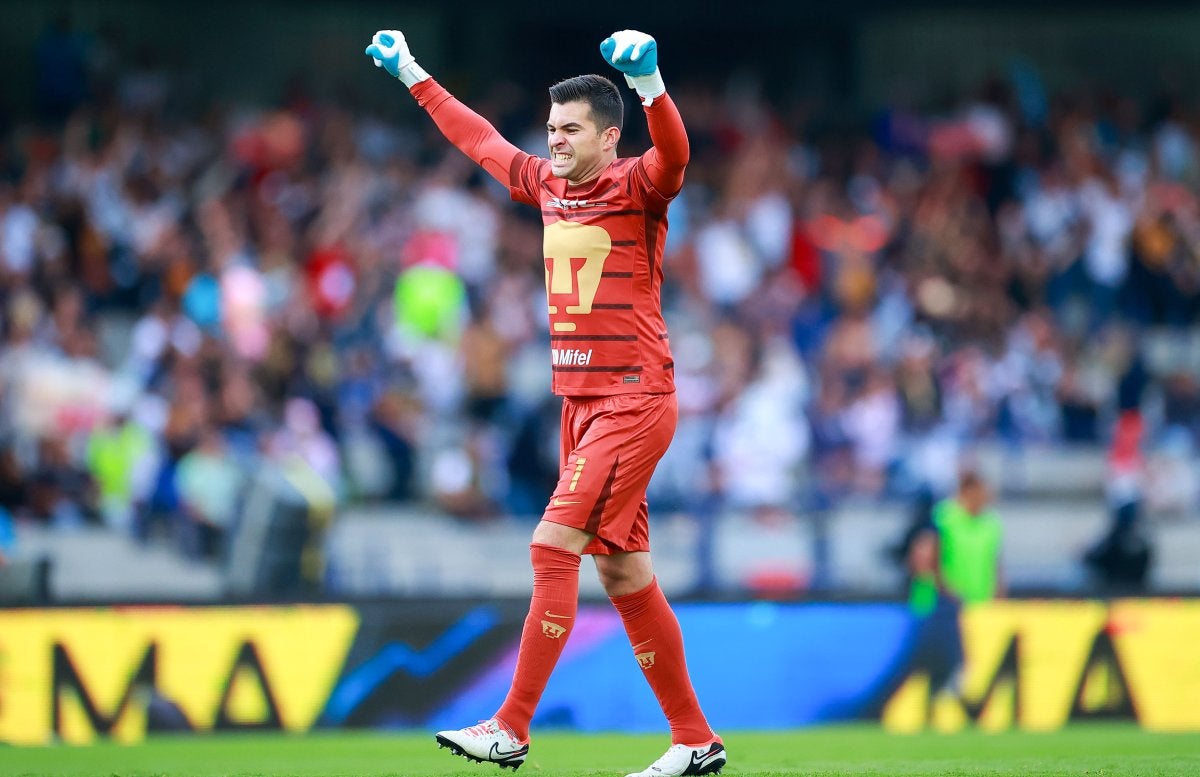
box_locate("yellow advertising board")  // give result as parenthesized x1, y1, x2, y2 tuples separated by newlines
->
(3, 599, 1198, 745)
(883, 599, 1200, 732)
(0, 605, 358, 745)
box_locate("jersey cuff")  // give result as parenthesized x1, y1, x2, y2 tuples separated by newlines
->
(398, 61, 430, 88)
(625, 70, 666, 107)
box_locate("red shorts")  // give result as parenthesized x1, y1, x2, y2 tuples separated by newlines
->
(543, 392, 678, 555)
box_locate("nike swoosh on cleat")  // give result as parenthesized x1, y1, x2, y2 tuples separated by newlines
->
(489, 742, 529, 761)
(689, 745, 726, 773)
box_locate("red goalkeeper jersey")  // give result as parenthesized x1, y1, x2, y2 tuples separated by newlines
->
(411, 80, 688, 397)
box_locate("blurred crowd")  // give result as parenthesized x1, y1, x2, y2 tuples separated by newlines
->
(2, 26, 1200, 568)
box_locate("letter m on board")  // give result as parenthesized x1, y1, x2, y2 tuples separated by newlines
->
(52, 642, 156, 739)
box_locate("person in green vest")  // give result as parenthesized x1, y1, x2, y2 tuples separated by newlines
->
(86, 413, 154, 534)
(909, 470, 1004, 614)
(904, 470, 1004, 701)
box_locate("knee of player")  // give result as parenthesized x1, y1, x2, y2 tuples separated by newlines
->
(596, 553, 654, 596)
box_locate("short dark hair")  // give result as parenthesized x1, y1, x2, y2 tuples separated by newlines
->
(959, 470, 985, 492)
(548, 74, 623, 132)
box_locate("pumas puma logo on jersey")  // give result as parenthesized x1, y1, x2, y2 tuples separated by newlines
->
(545, 197, 607, 210)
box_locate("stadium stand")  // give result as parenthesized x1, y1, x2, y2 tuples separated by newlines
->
(1, 4, 1199, 603)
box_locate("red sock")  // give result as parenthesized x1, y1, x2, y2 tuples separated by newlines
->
(610, 578, 716, 745)
(494, 543, 580, 741)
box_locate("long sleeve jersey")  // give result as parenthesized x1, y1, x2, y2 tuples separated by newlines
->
(411, 79, 689, 397)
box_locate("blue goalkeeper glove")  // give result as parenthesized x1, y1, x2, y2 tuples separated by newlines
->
(600, 30, 666, 106)
(365, 29, 430, 88)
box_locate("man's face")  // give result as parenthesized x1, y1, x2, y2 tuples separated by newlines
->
(962, 482, 990, 516)
(546, 100, 615, 184)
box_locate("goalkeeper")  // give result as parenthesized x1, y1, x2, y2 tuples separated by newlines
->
(366, 27, 726, 777)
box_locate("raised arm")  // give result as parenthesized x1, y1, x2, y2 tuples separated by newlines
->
(365, 30, 525, 186)
(410, 81, 526, 185)
(600, 30, 689, 197)
(640, 93, 689, 197)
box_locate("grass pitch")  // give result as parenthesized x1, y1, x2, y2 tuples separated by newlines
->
(3, 724, 1198, 777)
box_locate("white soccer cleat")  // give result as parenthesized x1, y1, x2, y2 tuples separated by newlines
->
(624, 740, 727, 777)
(434, 718, 529, 771)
